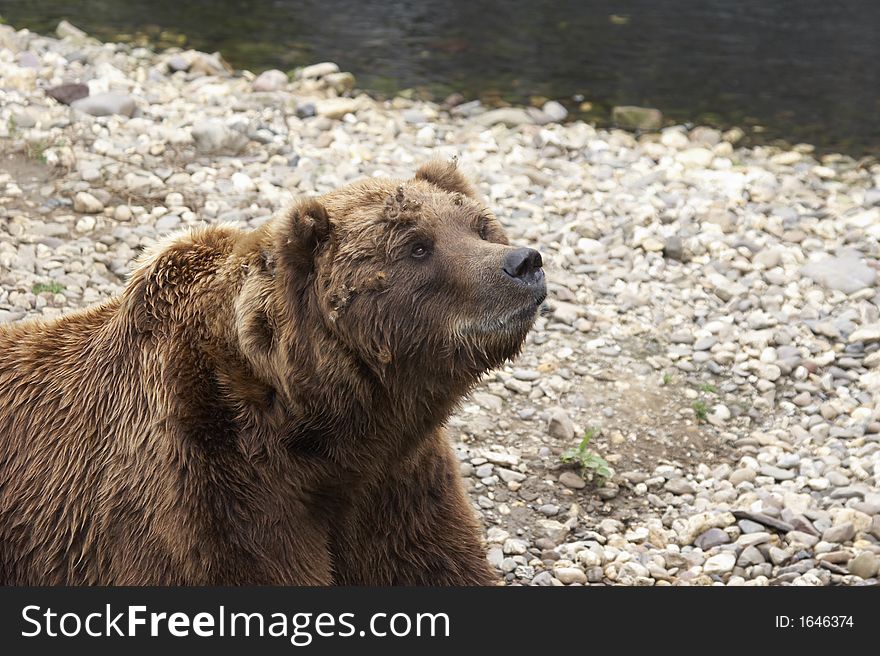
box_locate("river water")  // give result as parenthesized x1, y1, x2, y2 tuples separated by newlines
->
(2, 0, 879, 155)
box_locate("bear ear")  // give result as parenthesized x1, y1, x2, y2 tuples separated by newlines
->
(280, 197, 331, 270)
(414, 159, 477, 198)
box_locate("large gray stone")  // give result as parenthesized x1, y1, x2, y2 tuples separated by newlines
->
(473, 108, 535, 128)
(56, 20, 92, 43)
(849, 323, 880, 344)
(548, 407, 575, 440)
(315, 98, 358, 119)
(694, 528, 730, 550)
(191, 119, 249, 154)
(297, 62, 340, 79)
(801, 250, 876, 294)
(821, 522, 855, 544)
(71, 92, 136, 117)
(46, 83, 89, 105)
(848, 552, 878, 579)
(252, 69, 288, 92)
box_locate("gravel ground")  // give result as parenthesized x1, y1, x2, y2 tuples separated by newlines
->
(2, 23, 880, 586)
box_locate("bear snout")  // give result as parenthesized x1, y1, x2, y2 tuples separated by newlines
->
(501, 247, 546, 301)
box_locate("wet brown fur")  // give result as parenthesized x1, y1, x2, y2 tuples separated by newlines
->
(0, 161, 543, 585)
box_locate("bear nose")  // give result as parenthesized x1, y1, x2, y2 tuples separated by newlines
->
(502, 247, 543, 283)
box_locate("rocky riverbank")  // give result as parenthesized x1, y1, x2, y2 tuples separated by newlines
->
(2, 22, 880, 586)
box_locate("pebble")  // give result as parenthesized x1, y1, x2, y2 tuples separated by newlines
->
(738, 531, 771, 547)
(316, 97, 358, 119)
(74, 215, 96, 233)
(849, 324, 880, 344)
(678, 148, 713, 168)
(71, 92, 136, 117)
(559, 471, 586, 489)
(548, 407, 575, 440)
(680, 512, 736, 544)
(474, 108, 536, 128)
(46, 83, 89, 105)
(664, 478, 696, 495)
(821, 523, 855, 544)
(536, 519, 567, 542)
(324, 72, 356, 94)
(787, 531, 820, 548)
(703, 552, 736, 575)
(252, 69, 288, 92)
(167, 55, 190, 72)
(531, 571, 555, 586)
(502, 539, 528, 555)
(694, 528, 730, 550)
(737, 546, 765, 567)
(73, 192, 104, 214)
(769, 547, 791, 566)
(759, 465, 795, 481)
(801, 251, 877, 294)
(738, 519, 765, 534)
(474, 463, 494, 478)
(729, 468, 757, 485)
(231, 172, 255, 192)
(298, 62, 339, 79)
(663, 236, 685, 261)
(541, 101, 568, 123)
(471, 392, 503, 413)
(847, 552, 878, 579)
(550, 301, 580, 325)
(191, 119, 248, 155)
(554, 567, 587, 584)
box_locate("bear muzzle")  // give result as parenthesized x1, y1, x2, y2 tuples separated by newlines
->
(501, 246, 547, 306)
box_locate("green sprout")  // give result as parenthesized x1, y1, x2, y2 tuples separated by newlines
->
(561, 427, 612, 483)
(32, 282, 66, 295)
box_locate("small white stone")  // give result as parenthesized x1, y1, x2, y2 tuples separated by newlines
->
(113, 205, 132, 221)
(554, 567, 587, 584)
(502, 539, 528, 555)
(231, 172, 255, 192)
(677, 147, 714, 168)
(75, 215, 96, 233)
(703, 552, 736, 575)
(73, 191, 104, 214)
(416, 125, 435, 146)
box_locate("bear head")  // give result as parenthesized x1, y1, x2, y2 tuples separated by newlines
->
(273, 160, 546, 392)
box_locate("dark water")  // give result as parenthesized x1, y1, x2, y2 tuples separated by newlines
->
(2, 0, 880, 155)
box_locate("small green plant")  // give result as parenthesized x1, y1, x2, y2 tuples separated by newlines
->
(561, 427, 612, 483)
(25, 139, 50, 163)
(32, 282, 66, 295)
(698, 382, 718, 394)
(662, 372, 672, 386)
(692, 400, 708, 421)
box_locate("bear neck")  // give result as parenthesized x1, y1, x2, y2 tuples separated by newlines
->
(238, 267, 476, 475)
(283, 337, 475, 473)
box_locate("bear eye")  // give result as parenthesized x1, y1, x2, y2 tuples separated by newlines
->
(410, 243, 430, 259)
(478, 218, 490, 241)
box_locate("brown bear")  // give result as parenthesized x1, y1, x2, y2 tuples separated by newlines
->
(0, 160, 546, 585)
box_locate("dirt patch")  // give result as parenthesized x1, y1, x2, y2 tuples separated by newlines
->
(452, 337, 735, 541)
(0, 151, 57, 214)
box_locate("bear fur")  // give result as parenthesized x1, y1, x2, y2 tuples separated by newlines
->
(0, 161, 546, 585)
